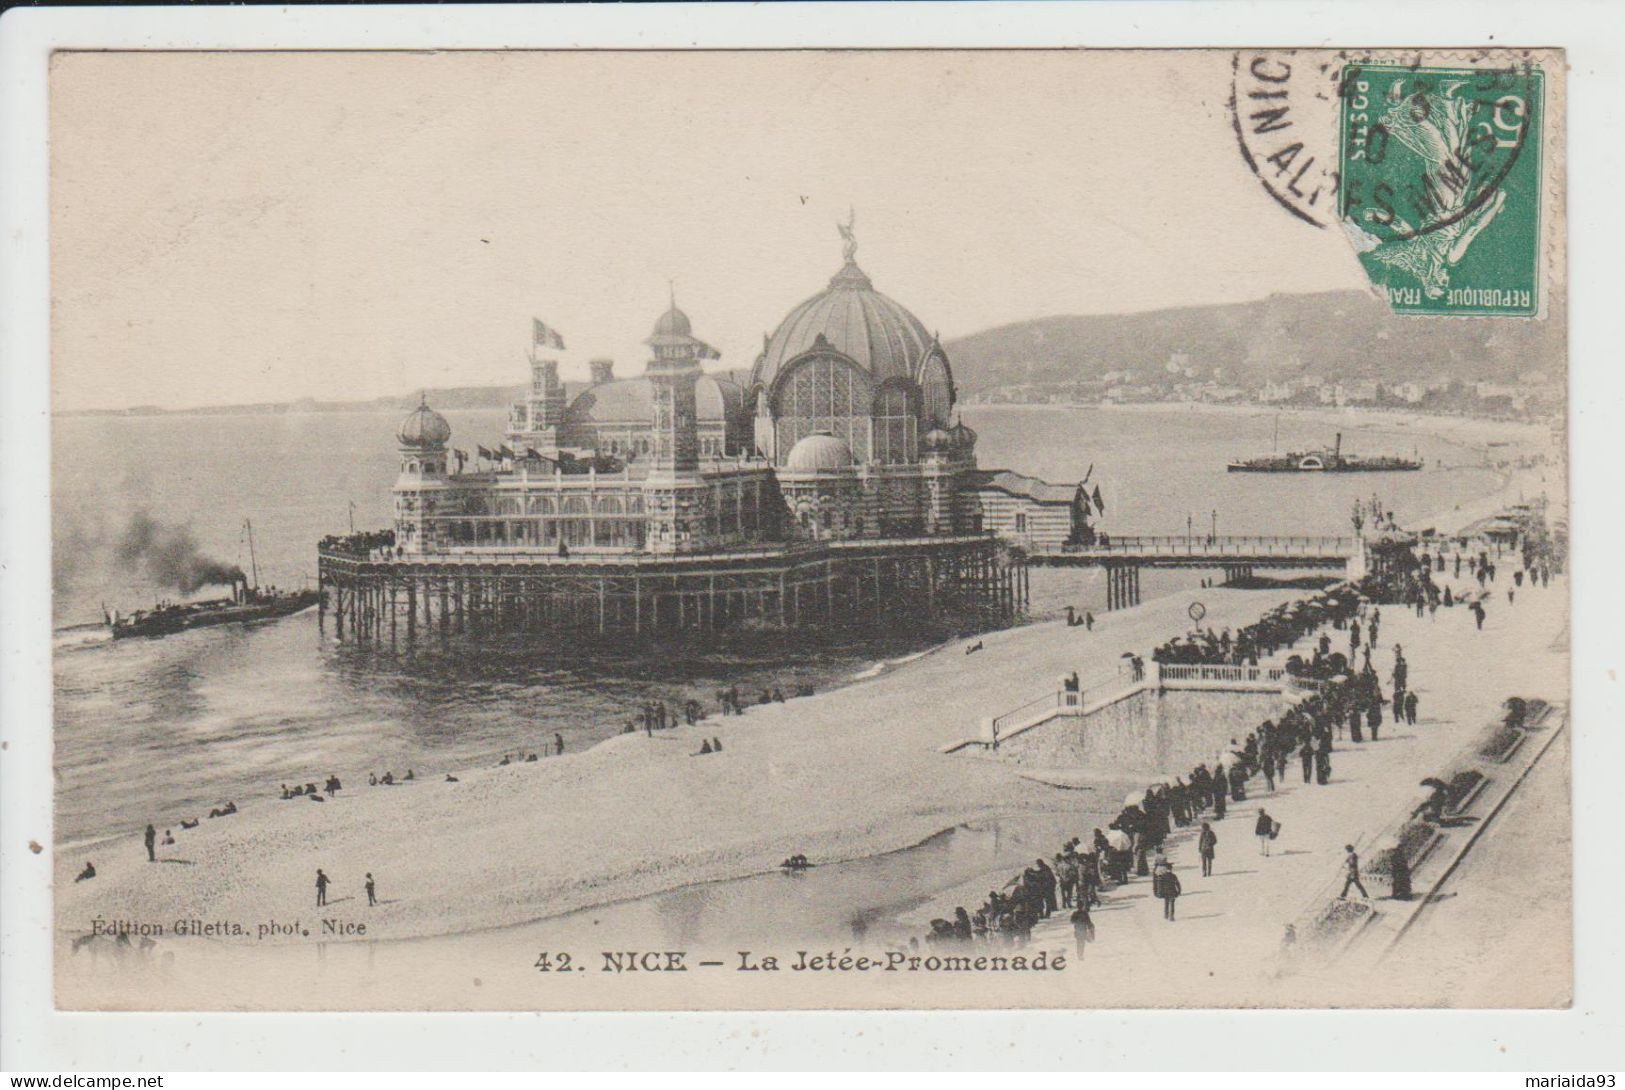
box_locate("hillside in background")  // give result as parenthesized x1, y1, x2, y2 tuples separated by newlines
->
(943, 289, 1565, 400)
(64, 292, 1563, 417)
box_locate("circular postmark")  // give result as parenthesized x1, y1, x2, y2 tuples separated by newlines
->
(1336, 60, 1539, 243)
(1187, 601, 1206, 623)
(1229, 50, 1341, 229)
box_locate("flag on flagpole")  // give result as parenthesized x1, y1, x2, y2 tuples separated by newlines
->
(499, 445, 515, 460)
(477, 444, 493, 460)
(532, 319, 566, 351)
(695, 341, 722, 361)
(1092, 484, 1105, 513)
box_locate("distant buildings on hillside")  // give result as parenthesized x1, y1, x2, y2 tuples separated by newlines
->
(965, 358, 1564, 421)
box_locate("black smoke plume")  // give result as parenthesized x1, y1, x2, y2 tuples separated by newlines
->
(115, 510, 244, 593)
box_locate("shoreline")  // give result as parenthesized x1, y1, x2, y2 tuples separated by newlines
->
(53, 407, 1558, 948)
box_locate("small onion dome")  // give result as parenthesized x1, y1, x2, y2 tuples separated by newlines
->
(784, 431, 855, 473)
(397, 395, 451, 447)
(950, 419, 978, 450)
(922, 427, 956, 453)
(651, 305, 692, 338)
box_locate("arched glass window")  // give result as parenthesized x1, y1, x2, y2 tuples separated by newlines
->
(772, 356, 873, 463)
(920, 354, 954, 430)
(872, 382, 917, 465)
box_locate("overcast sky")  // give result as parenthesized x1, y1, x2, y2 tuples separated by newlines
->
(50, 50, 1368, 412)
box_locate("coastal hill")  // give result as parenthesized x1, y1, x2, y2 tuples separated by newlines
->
(58, 290, 1563, 417)
(943, 288, 1564, 399)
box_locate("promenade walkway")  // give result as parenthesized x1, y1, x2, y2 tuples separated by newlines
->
(935, 562, 1568, 1006)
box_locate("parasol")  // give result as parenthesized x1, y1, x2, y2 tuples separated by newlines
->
(1106, 829, 1132, 851)
(1123, 790, 1146, 807)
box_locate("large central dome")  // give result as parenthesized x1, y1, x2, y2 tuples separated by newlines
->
(752, 260, 934, 392)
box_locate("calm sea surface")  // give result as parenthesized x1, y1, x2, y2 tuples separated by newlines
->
(51, 405, 1501, 845)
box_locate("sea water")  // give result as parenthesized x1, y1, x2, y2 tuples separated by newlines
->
(50, 405, 1504, 846)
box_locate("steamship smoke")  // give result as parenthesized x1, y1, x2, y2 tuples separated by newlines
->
(115, 510, 244, 593)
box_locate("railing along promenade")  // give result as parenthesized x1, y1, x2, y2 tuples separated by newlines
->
(1051, 534, 1356, 559)
(1024, 534, 1360, 609)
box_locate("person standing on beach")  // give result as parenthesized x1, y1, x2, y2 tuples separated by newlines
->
(1198, 822, 1218, 876)
(555, 732, 565, 756)
(144, 823, 156, 863)
(365, 872, 377, 907)
(315, 868, 331, 907)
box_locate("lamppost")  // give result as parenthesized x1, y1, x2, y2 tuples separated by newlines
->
(1187, 512, 1193, 552)
(1211, 509, 1218, 544)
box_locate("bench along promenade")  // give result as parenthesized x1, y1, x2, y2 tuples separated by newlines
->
(1020, 534, 1362, 609)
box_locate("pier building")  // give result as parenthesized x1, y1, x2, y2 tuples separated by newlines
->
(318, 229, 1088, 642)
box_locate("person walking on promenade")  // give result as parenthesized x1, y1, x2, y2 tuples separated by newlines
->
(1471, 600, 1486, 630)
(1056, 851, 1078, 909)
(1198, 822, 1218, 876)
(1261, 753, 1275, 792)
(1255, 809, 1275, 856)
(1070, 903, 1096, 957)
(1393, 688, 1406, 724)
(1404, 690, 1419, 726)
(554, 732, 565, 756)
(1300, 739, 1314, 784)
(144, 823, 156, 863)
(365, 872, 377, 907)
(1211, 771, 1228, 819)
(1367, 700, 1382, 742)
(1152, 856, 1181, 921)
(1035, 858, 1058, 918)
(1339, 845, 1370, 900)
(1315, 738, 1332, 786)
(315, 868, 331, 908)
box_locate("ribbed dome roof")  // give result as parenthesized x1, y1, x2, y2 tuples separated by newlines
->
(397, 396, 452, 447)
(753, 260, 934, 392)
(922, 427, 956, 452)
(652, 305, 691, 338)
(784, 432, 855, 473)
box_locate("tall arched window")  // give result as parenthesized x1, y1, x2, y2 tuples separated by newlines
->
(772, 355, 873, 463)
(594, 495, 626, 547)
(872, 382, 917, 465)
(560, 495, 592, 548)
(919, 354, 955, 430)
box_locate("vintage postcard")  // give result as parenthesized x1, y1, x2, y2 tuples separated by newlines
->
(46, 47, 1568, 1011)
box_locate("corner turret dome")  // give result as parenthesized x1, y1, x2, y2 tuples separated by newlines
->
(784, 432, 855, 473)
(397, 396, 452, 448)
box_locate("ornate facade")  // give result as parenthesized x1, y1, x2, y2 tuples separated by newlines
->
(391, 234, 1086, 558)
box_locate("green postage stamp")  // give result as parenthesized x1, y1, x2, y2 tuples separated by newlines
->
(1338, 63, 1545, 317)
